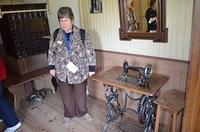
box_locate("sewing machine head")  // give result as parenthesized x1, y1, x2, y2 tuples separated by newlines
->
(122, 60, 153, 87)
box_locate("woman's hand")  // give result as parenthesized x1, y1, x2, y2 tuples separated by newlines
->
(148, 17, 157, 23)
(50, 69, 56, 77)
(89, 72, 95, 77)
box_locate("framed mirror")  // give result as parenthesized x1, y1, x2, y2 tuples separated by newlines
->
(119, 0, 168, 42)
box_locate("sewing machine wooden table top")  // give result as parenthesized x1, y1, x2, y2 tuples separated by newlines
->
(92, 67, 169, 96)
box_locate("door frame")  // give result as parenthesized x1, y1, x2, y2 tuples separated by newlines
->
(182, 0, 200, 131)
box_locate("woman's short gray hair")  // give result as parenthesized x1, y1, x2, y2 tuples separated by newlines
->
(57, 7, 74, 20)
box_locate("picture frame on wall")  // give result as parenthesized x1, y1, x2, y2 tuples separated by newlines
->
(90, 0, 102, 13)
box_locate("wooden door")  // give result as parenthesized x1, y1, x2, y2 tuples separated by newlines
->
(182, 0, 200, 131)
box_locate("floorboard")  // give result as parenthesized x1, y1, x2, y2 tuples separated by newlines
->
(13, 93, 145, 132)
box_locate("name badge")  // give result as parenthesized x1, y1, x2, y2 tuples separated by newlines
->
(66, 62, 78, 74)
(57, 41, 62, 44)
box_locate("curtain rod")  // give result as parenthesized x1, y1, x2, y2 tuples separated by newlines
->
(0, 8, 48, 16)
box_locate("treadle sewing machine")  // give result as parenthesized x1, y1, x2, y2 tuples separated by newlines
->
(122, 60, 152, 88)
(92, 61, 168, 132)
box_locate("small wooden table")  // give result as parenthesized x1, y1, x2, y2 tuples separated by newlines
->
(4, 67, 49, 109)
(92, 67, 168, 132)
(154, 89, 185, 132)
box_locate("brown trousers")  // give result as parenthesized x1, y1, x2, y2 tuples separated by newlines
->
(58, 79, 87, 118)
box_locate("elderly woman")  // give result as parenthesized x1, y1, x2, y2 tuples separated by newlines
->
(0, 57, 22, 132)
(48, 7, 96, 127)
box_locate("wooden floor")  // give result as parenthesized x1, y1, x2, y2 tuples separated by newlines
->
(12, 93, 144, 132)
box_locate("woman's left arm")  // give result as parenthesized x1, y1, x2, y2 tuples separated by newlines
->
(83, 32, 96, 75)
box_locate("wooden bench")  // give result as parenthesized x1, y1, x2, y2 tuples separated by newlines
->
(3, 67, 50, 109)
(154, 89, 185, 132)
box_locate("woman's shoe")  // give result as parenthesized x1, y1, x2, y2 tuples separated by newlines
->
(4, 122, 22, 132)
(63, 117, 71, 128)
(82, 113, 92, 121)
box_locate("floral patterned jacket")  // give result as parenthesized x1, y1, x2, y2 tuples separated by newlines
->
(48, 25, 96, 84)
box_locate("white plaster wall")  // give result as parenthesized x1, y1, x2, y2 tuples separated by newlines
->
(79, 0, 194, 61)
(47, 0, 80, 34)
(0, 0, 194, 60)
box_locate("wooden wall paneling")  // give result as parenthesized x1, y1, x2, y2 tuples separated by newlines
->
(33, 74, 55, 94)
(94, 50, 188, 92)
